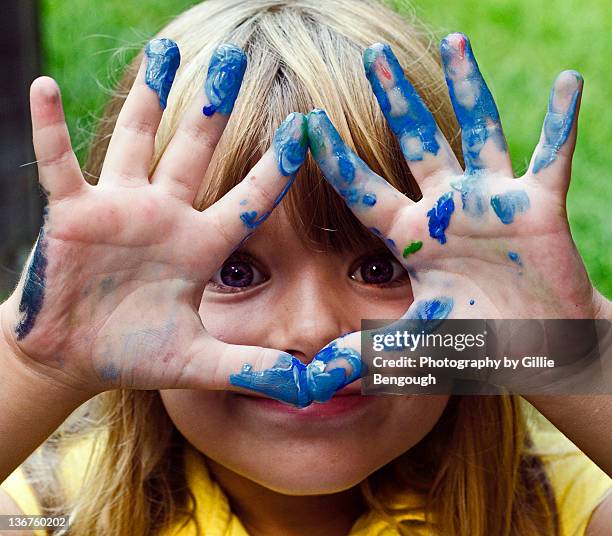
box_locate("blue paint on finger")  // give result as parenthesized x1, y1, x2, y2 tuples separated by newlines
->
(144, 38, 181, 109)
(369, 227, 398, 252)
(362, 193, 377, 206)
(427, 191, 455, 244)
(307, 109, 384, 210)
(407, 297, 454, 321)
(440, 33, 506, 172)
(273, 112, 308, 177)
(240, 210, 270, 229)
(532, 70, 582, 174)
(230, 353, 310, 407)
(15, 206, 50, 340)
(204, 43, 247, 116)
(230, 344, 362, 407)
(363, 43, 440, 161)
(490, 190, 530, 224)
(308, 342, 362, 403)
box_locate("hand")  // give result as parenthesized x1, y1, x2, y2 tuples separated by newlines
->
(231, 33, 610, 405)
(0, 40, 308, 396)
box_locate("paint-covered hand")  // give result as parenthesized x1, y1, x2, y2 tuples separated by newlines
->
(0, 40, 308, 396)
(300, 33, 607, 398)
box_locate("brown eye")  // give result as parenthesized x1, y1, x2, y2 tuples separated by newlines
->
(350, 255, 407, 286)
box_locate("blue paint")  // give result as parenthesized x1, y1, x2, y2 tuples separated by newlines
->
(369, 227, 397, 252)
(99, 363, 120, 381)
(204, 43, 247, 116)
(508, 251, 523, 267)
(440, 33, 506, 172)
(144, 38, 180, 109)
(15, 226, 48, 340)
(407, 297, 454, 321)
(450, 175, 488, 217)
(239, 199, 248, 206)
(363, 43, 440, 161)
(469, 299, 475, 305)
(307, 109, 383, 210)
(490, 190, 530, 224)
(15, 200, 49, 340)
(308, 342, 362, 403)
(202, 104, 216, 116)
(240, 210, 270, 229)
(272, 112, 308, 177)
(230, 345, 362, 407)
(532, 71, 581, 174)
(427, 191, 455, 244)
(230, 353, 310, 407)
(362, 193, 377, 206)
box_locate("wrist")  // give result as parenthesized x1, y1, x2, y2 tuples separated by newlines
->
(0, 299, 93, 481)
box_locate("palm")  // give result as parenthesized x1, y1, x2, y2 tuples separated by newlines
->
(406, 172, 593, 318)
(3, 44, 308, 396)
(19, 186, 210, 390)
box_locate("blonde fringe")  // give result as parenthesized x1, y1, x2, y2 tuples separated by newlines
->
(23, 1, 558, 534)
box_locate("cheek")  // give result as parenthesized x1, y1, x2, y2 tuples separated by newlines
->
(198, 291, 271, 344)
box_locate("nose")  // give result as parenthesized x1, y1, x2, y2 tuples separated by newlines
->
(273, 270, 355, 366)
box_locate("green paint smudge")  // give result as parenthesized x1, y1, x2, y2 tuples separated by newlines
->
(402, 241, 423, 258)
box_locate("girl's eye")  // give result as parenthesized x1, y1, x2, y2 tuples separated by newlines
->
(350, 255, 408, 287)
(209, 255, 267, 292)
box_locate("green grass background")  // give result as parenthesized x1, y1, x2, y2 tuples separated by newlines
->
(40, 0, 611, 297)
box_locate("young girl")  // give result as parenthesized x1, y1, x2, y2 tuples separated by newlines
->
(1, 0, 610, 534)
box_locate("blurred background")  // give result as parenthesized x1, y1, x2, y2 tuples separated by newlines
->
(1, 0, 610, 298)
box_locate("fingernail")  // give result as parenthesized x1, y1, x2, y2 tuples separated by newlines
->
(305, 108, 331, 159)
(273, 112, 308, 177)
(144, 38, 181, 109)
(440, 32, 469, 63)
(203, 43, 247, 116)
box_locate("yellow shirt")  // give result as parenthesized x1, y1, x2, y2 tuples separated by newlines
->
(2, 407, 610, 536)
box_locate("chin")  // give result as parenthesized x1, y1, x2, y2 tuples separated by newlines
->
(218, 442, 381, 495)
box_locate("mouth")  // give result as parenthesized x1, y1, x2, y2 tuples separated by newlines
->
(232, 381, 377, 420)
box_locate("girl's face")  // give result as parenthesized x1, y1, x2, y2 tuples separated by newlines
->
(160, 208, 449, 495)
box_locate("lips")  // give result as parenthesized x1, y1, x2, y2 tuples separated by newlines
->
(233, 388, 376, 420)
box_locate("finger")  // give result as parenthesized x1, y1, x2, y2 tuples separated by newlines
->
(363, 43, 462, 184)
(307, 109, 412, 251)
(152, 44, 247, 203)
(307, 333, 363, 403)
(30, 77, 85, 200)
(440, 33, 512, 176)
(528, 70, 583, 186)
(101, 38, 180, 187)
(197, 112, 308, 265)
(202, 334, 362, 407)
(179, 333, 312, 403)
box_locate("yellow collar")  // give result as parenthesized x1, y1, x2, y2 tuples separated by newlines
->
(179, 443, 427, 536)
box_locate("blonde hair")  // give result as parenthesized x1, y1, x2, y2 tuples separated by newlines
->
(26, 1, 559, 534)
